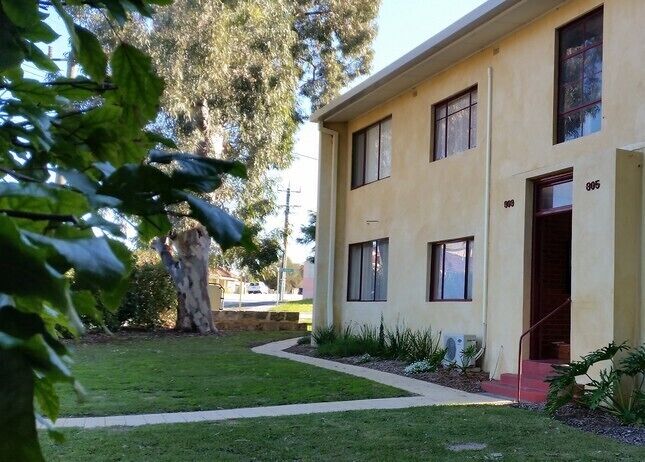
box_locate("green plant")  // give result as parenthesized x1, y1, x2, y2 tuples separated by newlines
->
(0, 1, 252, 458)
(312, 325, 337, 345)
(118, 251, 178, 329)
(546, 342, 645, 424)
(404, 359, 438, 375)
(384, 325, 411, 359)
(458, 344, 478, 376)
(297, 334, 311, 346)
(405, 328, 443, 363)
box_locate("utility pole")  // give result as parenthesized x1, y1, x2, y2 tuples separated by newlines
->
(277, 185, 300, 303)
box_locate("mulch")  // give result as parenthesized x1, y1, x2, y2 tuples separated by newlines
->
(285, 344, 487, 393)
(286, 343, 645, 446)
(515, 402, 645, 446)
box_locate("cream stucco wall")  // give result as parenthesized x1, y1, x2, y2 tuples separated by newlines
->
(316, 0, 645, 376)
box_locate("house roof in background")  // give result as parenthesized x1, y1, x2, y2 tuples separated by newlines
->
(311, 0, 567, 123)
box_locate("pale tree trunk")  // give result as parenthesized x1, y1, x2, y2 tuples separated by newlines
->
(152, 225, 217, 334)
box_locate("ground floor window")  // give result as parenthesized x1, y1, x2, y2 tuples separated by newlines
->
(429, 238, 474, 301)
(348, 238, 389, 301)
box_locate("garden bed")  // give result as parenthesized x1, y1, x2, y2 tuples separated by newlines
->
(286, 344, 488, 393)
(288, 343, 645, 447)
(515, 402, 645, 446)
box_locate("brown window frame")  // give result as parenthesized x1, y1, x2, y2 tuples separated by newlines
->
(428, 237, 474, 302)
(432, 86, 478, 161)
(347, 238, 389, 302)
(351, 116, 392, 189)
(555, 7, 603, 143)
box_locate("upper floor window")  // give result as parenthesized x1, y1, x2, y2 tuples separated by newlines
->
(433, 87, 477, 161)
(348, 238, 389, 301)
(351, 117, 392, 189)
(428, 238, 474, 301)
(557, 8, 603, 143)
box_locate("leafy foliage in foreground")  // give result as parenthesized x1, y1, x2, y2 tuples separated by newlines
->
(0, 1, 251, 460)
(546, 342, 645, 424)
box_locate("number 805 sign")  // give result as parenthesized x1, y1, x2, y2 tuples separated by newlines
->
(586, 180, 600, 191)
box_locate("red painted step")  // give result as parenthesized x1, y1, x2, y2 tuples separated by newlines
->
(481, 380, 548, 403)
(480, 360, 559, 403)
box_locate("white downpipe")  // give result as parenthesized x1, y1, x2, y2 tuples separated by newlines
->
(479, 66, 493, 359)
(321, 126, 339, 328)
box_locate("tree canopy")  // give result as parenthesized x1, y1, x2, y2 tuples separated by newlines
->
(74, 0, 380, 230)
(0, 1, 252, 459)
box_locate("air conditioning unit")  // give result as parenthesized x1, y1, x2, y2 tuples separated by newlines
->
(443, 334, 478, 367)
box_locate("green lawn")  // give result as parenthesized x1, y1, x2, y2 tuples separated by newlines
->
(56, 331, 404, 417)
(270, 298, 313, 312)
(41, 405, 645, 461)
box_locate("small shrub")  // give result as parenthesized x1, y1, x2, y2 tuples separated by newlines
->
(81, 250, 177, 331)
(117, 250, 177, 329)
(457, 344, 478, 375)
(404, 359, 438, 375)
(384, 325, 411, 359)
(405, 328, 443, 363)
(357, 353, 373, 364)
(297, 334, 311, 345)
(312, 325, 336, 345)
(546, 341, 645, 424)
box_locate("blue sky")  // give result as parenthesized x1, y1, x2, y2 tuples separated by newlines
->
(283, 0, 487, 262)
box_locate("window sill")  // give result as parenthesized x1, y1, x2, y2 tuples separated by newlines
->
(351, 175, 391, 191)
(431, 146, 477, 163)
(427, 299, 473, 303)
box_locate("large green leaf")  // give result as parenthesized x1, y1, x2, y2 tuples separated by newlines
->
(149, 151, 247, 192)
(22, 231, 127, 290)
(97, 164, 172, 214)
(111, 42, 164, 124)
(0, 216, 68, 308)
(0, 183, 90, 216)
(1, 0, 39, 28)
(73, 25, 107, 82)
(179, 192, 247, 250)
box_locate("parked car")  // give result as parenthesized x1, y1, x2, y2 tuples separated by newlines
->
(247, 282, 269, 294)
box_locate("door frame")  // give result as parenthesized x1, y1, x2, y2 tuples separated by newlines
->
(529, 171, 573, 360)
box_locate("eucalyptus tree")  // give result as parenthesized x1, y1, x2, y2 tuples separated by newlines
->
(74, 0, 379, 327)
(0, 1, 253, 459)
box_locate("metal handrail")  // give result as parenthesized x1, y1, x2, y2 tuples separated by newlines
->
(516, 297, 571, 402)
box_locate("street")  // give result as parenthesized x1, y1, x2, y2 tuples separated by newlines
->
(222, 293, 304, 311)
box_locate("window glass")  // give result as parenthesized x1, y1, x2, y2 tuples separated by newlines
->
(434, 118, 446, 160)
(348, 244, 362, 300)
(365, 125, 379, 183)
(557, 8, 603, 143)
(360, 241, 375, 301)
(430, 238, 474, 301)
(466, 241, 474, 300)
(447, 93, 470, 114)
(433, 88, 477, 160)
(375, 240, 388, 301)
(351, 132, 365, 188)
(446, 110, 469, 156)
(379, 118, 392, 178)
(443, 241, 467, 299)
(351, 117, 391, 188)
(469, 104, 477, 148)
(538, 181, 573, 211)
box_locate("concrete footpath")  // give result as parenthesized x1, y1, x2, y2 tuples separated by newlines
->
(44, 338, 510, 429)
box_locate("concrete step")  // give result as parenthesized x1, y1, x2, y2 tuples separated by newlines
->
(480, 380, 548, 403)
